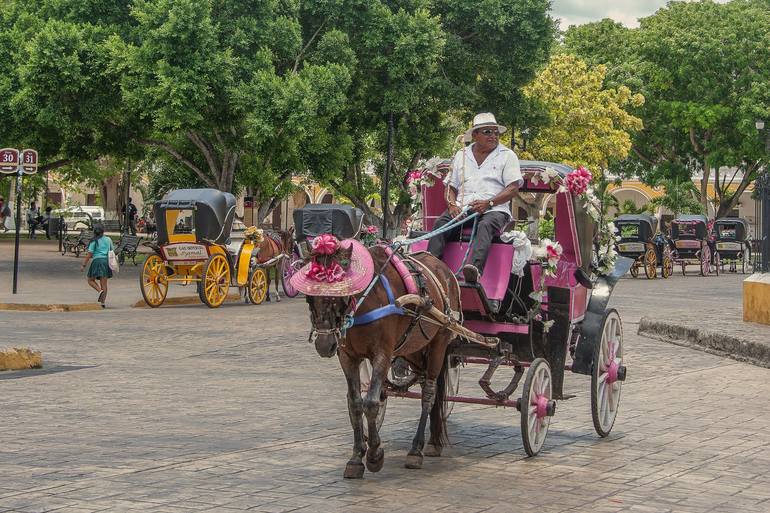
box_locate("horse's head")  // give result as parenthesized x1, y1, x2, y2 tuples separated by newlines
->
(302, 240, 355, 358)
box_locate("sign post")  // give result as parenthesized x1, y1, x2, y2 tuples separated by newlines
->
(1, 148, 38, 293)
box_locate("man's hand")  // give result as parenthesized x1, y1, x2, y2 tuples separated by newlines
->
(469, 200, 491, 214)
(448, 204, 462, 218)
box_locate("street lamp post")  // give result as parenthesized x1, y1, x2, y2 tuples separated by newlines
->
(756, 120, 770, 272)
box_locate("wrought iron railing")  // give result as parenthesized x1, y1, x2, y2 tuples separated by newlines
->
(754, 171, 770, 273)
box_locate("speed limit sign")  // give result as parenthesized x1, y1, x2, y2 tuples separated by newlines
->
(0, 148, 19, 173)
(21, 149, 38, 174)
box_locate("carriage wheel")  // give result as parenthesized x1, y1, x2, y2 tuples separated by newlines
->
(520, 358, 554, 457)
(200, 254, 230, 308)
(629, 263, 639, 278)
(644, 249, 657, 279)
(281, 251, 301, 298)
(700, 246, 710, 276)
(662, 254, 673, 279)
(591, 309, 624, 438)
(140, 255, 168, 307)
(360, 359, 387, 431)
(247, 268, 268, 305)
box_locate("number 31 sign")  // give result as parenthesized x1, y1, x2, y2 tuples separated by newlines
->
(0, 148, 38, 174)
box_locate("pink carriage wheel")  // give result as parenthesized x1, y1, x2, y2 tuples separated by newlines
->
(700, 245, 710, 276)
(591, 309, 625, 437)
(281, 250, 301, 298)
(520, 358, 554, 457)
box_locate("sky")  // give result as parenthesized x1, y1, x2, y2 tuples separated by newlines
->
(551, 0, 729, 30)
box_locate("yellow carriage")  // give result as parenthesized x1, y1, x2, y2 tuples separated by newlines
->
(140, 189, 268, 308)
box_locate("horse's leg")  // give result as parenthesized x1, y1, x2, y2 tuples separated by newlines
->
(273, 263, 281, 302)
(406, 340, 450, 469)
(363, 354, 388, 473)
(339, 351, 366, 479)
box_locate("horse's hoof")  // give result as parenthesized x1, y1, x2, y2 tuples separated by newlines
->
(365, 447, 384, 473)
(424, 444, 442, 457)
(404, 451, 423, 469)
(344, 461, 365, 479)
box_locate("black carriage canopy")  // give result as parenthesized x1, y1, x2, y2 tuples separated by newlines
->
(671, 214, 709, 240)
(154, 188, 237, 245)
(614, 214, 658, 241)
(293, 204, 364, 242)
(714, 217, 748, 241)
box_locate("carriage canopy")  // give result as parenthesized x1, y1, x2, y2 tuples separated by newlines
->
(671, 214, 709, 240)
(614, 214, 657, 242)
(154, 188, 237, 245)
(714, 217, 748, 242)
(293, 204, 364, 242)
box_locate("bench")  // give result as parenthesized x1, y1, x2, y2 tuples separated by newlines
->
(114, 234, 142, 265)
(62, 229, 94, 257)
(102, 219, 122, 233)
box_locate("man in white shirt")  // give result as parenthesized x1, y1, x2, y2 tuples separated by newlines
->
(428, 113, 523, 286)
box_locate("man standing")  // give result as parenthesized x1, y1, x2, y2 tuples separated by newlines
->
(125, 197, 138, 235)
(428, 113, 523, 286)
(0, 196, 11, 232)
(26, 200, 40, 239)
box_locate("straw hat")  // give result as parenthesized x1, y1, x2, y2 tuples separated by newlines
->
(290, 239, 374, 297)
(462, 112, 507, 143)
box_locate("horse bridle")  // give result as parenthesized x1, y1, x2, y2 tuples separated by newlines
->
(307, 296, 355, 347)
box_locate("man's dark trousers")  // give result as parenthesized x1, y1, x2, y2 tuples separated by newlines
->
(427, 210, 508, 274)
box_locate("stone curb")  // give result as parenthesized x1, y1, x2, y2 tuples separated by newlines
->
(638, 317, 770, 369)
(132, 293, 243, 308)
(0, 303, 102, 312)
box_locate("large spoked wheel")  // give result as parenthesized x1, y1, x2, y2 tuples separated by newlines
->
(699, 246, 710, 276)
(360, 359, 387, 431)
(520, 358, 554, 457)
(247, 267, 268, 304)
(644, 248, 657, 279)
(281, 250, 301, 298)
(591, 309, 625, 438)
(629, 262, 639, 278)
(140, 254, 168, 307)
(200, 254, 230, 308)
(661, 251, 673, 279)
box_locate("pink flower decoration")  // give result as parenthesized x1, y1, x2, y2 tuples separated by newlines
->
(546, 245, 560, 260)
(365, 225, 378, 234)
(311, 234, 340, 255)
(405, 170, 423, 184)
(565, 167, 592, 196)
(305, 261, 345, 283)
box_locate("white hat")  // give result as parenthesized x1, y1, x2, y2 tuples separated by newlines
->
(462, 112, 507, 143)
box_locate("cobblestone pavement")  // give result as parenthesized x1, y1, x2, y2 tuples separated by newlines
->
(2, 255, 770, 512)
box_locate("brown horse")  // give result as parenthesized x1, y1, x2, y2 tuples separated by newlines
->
(304, 244, 460, 478)
(253, 228, 294, 301)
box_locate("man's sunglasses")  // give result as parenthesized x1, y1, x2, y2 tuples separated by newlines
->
(477, 128, 499, 136)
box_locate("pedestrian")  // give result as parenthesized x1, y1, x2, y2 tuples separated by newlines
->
(26, 200, 40, 238)
(80, 224, 114, 308)
(125, 197, 138, 235)
(42, 206, 53, 239)
(0, 196, 11, 232)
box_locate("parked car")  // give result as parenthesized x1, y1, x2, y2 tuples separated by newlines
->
(55, 206, 105, 230)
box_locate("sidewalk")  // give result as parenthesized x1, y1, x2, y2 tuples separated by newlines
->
(0, 239, 239, 309)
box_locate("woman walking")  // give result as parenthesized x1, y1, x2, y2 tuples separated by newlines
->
(80, 225, 114, 307)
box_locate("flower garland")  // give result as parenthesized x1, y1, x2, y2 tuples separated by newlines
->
(532, 166, 620, 275)
(528, 238, 563, 333)
(360, 225, 379, 247)
(405, 157, 451, 232)
(305, 234, 346, 283)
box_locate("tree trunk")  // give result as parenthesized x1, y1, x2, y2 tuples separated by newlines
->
(383, 112, 394, 237)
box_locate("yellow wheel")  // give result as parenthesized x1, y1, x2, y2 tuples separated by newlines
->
(662, 254, 673, 278)
(644, 248, 657, 279)
(200, 254, 230, 308)
(247, 268, 268, 305)
(140, 254, 168, 307)
(629, 262, 639, 278)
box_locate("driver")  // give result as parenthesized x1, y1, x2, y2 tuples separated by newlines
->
(428, 112, 523, 285)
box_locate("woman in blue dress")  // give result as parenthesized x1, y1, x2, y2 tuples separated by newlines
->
(80, 225, 114, 307)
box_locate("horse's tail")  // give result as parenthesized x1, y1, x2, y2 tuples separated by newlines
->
(429, 355, 449, 448)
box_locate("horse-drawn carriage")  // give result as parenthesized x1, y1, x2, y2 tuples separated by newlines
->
(292, 161, 632, 476)
(714, 217, 751, 273)
(613, 214, 672, 279)
(140, 189, 270, 308)
(669, 214, 718, 276)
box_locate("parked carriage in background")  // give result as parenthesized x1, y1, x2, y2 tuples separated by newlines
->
(714, 217, 751, 274)
(613, 214, 672, 279)
(140, 189, 269, 308)
(669, 214, 718, 276)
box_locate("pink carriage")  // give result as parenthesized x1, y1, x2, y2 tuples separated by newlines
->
(379, 160, 633, 455)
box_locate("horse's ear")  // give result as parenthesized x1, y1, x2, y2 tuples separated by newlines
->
(338, 244, 354, 260)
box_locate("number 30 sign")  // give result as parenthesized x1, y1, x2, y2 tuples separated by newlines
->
(0, 148, 38, 174)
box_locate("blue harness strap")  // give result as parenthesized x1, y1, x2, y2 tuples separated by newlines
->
(351, 274, 405, 327)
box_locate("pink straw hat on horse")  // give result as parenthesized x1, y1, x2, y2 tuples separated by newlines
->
(290, 238, 374, 297)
